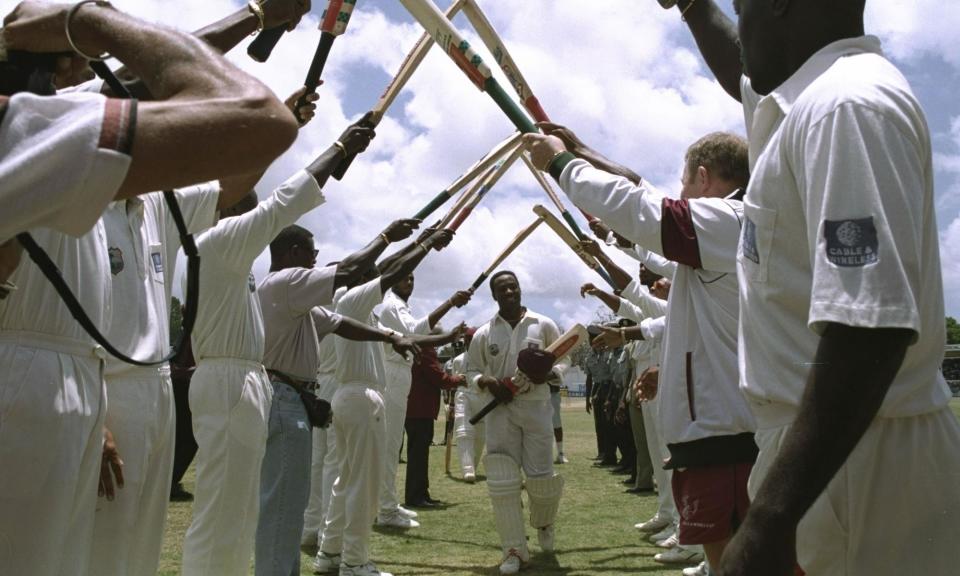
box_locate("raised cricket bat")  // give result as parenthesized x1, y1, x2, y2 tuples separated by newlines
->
(468, 216, 545, 292)
(533, 204, 616, 289)
(444, 143, 524, 231)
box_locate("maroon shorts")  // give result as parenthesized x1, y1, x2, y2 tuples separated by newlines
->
(671, 462, 752, 545)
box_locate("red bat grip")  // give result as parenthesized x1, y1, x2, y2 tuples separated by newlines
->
(524, 96, 550, 124)
(248, 26, 286, 62)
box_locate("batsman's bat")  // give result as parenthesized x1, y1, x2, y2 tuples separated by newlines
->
(468, 216, 545, 292)
(459, 0, 598, 223)
(470, 323, 589, 424)
(412, 131, 522, 221)
(443, 391, 455, 474)
(397, 0, 537, 134)
(444, 143, 523, 231)
(533, 204, 617, 289)
(332, 0, 467, 179)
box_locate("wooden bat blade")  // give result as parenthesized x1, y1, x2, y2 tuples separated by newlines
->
(546, 323, 589, 361)
(533, 204, 613, 282)
(470, 216, 545, 290)
(443, 142, 523, 230)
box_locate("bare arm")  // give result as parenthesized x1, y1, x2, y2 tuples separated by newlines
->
(680, 0, 743, 102)
(580, 239, 632, 290)
(581, 283, 621, 315)
(378, 230, 453, 295)
(427, 290, 472, 329)
(717, 324, 912, 576)
(537, 122, 642, 184)
(334, 219, 420, 290)
(1, 2, 299, 198)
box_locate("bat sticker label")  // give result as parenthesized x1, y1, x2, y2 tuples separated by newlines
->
(447, 40, 488, 90)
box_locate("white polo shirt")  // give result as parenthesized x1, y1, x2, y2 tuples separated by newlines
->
(0, 92, 133, 243)
(102, 184, 220, 376)
(334, 278, 386, 388)
(379, 289, 430, 367)
(191, 170, 326, 363)
(465, 309, 567, 403)
(617, 279, 668, 322)
(259, 264, 338, 381)
(560, 159, 755, 446)
(737, 36, 952, 426)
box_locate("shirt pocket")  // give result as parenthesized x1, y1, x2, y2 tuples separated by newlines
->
(739, 201, 777, 283)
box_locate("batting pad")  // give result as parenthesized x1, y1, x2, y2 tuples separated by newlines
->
(526, 473, 564, 529)
(485, 453, 527, 557)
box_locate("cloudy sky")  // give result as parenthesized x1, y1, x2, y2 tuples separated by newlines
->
(58, 0, 960, 328)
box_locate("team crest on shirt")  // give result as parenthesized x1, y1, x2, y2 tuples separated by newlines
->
(248, 273, 257, 293)
(151, 251, 163, 275)
(741, 217, 759, 264)
(108, 247, 124, 275)
(488, 343, 500, 356)
(825, 218, 878, 267)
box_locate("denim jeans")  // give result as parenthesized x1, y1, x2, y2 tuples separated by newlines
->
(255, 380, 312, 576)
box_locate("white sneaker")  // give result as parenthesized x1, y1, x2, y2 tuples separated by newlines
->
(649, 525, 675, 544)
(498, 549, 526, 575)
(376, 512, 420, 529)
(397, 505, 418, 519)
(654, 546, 703, 565)
(683, 561, 710, 576)
(313, 551, 341, 574)
(537, 525, 554, 551)
(634, 514, 671, 533)
(464, 471, 476, 483)
(339, 561, 393, 576)
(656, 532, 679, 549)
(553, 453, 569, 464)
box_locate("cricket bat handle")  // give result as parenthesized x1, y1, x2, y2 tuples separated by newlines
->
(248, 26, 286, 62)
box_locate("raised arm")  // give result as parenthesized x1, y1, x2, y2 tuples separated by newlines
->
(377, 229, 454, 295)
(3, 1, 299, 197)
(580, 283, 622, 315)
(676, 0, 743, 101)
(537, 122, 643, 185)
(426, 291, 473, 329)
(334, 219, 420, 290)
(579, 238, 632, 290)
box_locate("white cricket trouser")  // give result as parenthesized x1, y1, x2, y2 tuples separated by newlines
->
(641, 397, 675, 522)
(749, 406, 960, 576)
(319, 382, 386, 566)
(0, 334, 106, 576)
(181, 358, 272, 576)
(90, 366, 175, 576)
(303, 372, 338, 543)
(485, 398, 554, 479)
(454, 389, 486, 474)
(379, 360, 411, 514)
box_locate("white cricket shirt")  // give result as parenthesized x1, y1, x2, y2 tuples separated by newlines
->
(465, 309, 567, 402)
(102, 184, 219, 376)
(560, 159, 755, 445)
(379, 289, 430, 366)
(737, 36, 952, 425)
(334, 278, 386, 387)
(0, 92, 133, 243)
(192, 170, 325, 363)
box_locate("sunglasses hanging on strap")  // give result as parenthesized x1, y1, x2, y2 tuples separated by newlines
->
(15, 60, 200, 367)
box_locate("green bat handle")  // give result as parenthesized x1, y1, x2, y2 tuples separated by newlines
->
(561, 210, 586, 240)
(414, 191, 453, 220)
(485, 80, 538, 134)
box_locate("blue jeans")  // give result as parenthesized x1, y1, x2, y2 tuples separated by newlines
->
(255, 380, 312, 576)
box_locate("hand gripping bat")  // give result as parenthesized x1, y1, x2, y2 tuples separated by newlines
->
(470, 324, 588, 424)
(397, 0, 538, 134)
(532, 204, 616, 289)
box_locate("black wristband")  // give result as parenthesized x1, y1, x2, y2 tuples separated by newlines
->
(548, 151, 577, 181)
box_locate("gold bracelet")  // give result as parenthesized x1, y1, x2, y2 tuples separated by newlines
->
(680, 0, 698, 21)
(65, 0, 113, 61)
(247, 0, 265, 35)
(544, 148, 567, 172)
(379, 232, 390, 244)
(332, 140, 347, 157)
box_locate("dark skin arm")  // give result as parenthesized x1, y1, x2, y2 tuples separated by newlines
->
(537, 122, 642, 185)
(427, 290, 472, 329)
(580, 239, 632, 290)
(592, 325, 644, 350)
(580, 283, 622, 314)
(717, 324, 913, 576)
(377, 229, 454, 295)
(334, 219, 420, 290)
(679, 0, 743, 102)
(333, 316, 421, 361)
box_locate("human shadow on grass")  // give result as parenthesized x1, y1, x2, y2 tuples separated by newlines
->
(444, 474, 487, 484)
(385, 549, 665, 576)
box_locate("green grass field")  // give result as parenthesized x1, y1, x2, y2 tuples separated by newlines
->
(159, 398, 960, 576)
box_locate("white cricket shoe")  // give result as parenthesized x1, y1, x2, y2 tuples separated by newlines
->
(655, 532, 679, 549)
(553, 453, 569, 464)
(682, 561, 711, 576)
(649, 525, 675, 544)
(498, 549, 526, 575)
(537, 525, 555, 551)
(397, 505, 418, 519)
(654, 545, 703, 565)
(339, 561, 393, 576)
(376, 513, 420, 529)
(635, 514, 671, 533)
(313, 551, 341, 574)
(464, 471, 476, 483)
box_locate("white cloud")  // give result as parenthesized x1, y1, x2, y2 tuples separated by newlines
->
(115, 0, 958, 328)
(941, 216, 960, 318)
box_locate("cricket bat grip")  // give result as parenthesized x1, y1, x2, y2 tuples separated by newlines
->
(248, 26, 286, 62)
(470, 398, 498, 425)
(332, 111, 379, 180)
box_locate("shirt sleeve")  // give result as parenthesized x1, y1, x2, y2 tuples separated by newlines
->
(379, 292, 431, 336)
(197, 170, 325, 271)
(640, 316, 666, 344)
(168, 181, 221, 237)
(620, 278, 668, 318)
(636, 246, 678, 278)
(0, 92, 134, 242)
(311, 306, 343, 339)
(800, 102, 927, 336)
(335, 277, 383, 322)
(283, 265, 337, 315)
(560, 159, 741, 272)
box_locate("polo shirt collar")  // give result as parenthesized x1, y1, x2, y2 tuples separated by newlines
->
(767, 35, 883, 115)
